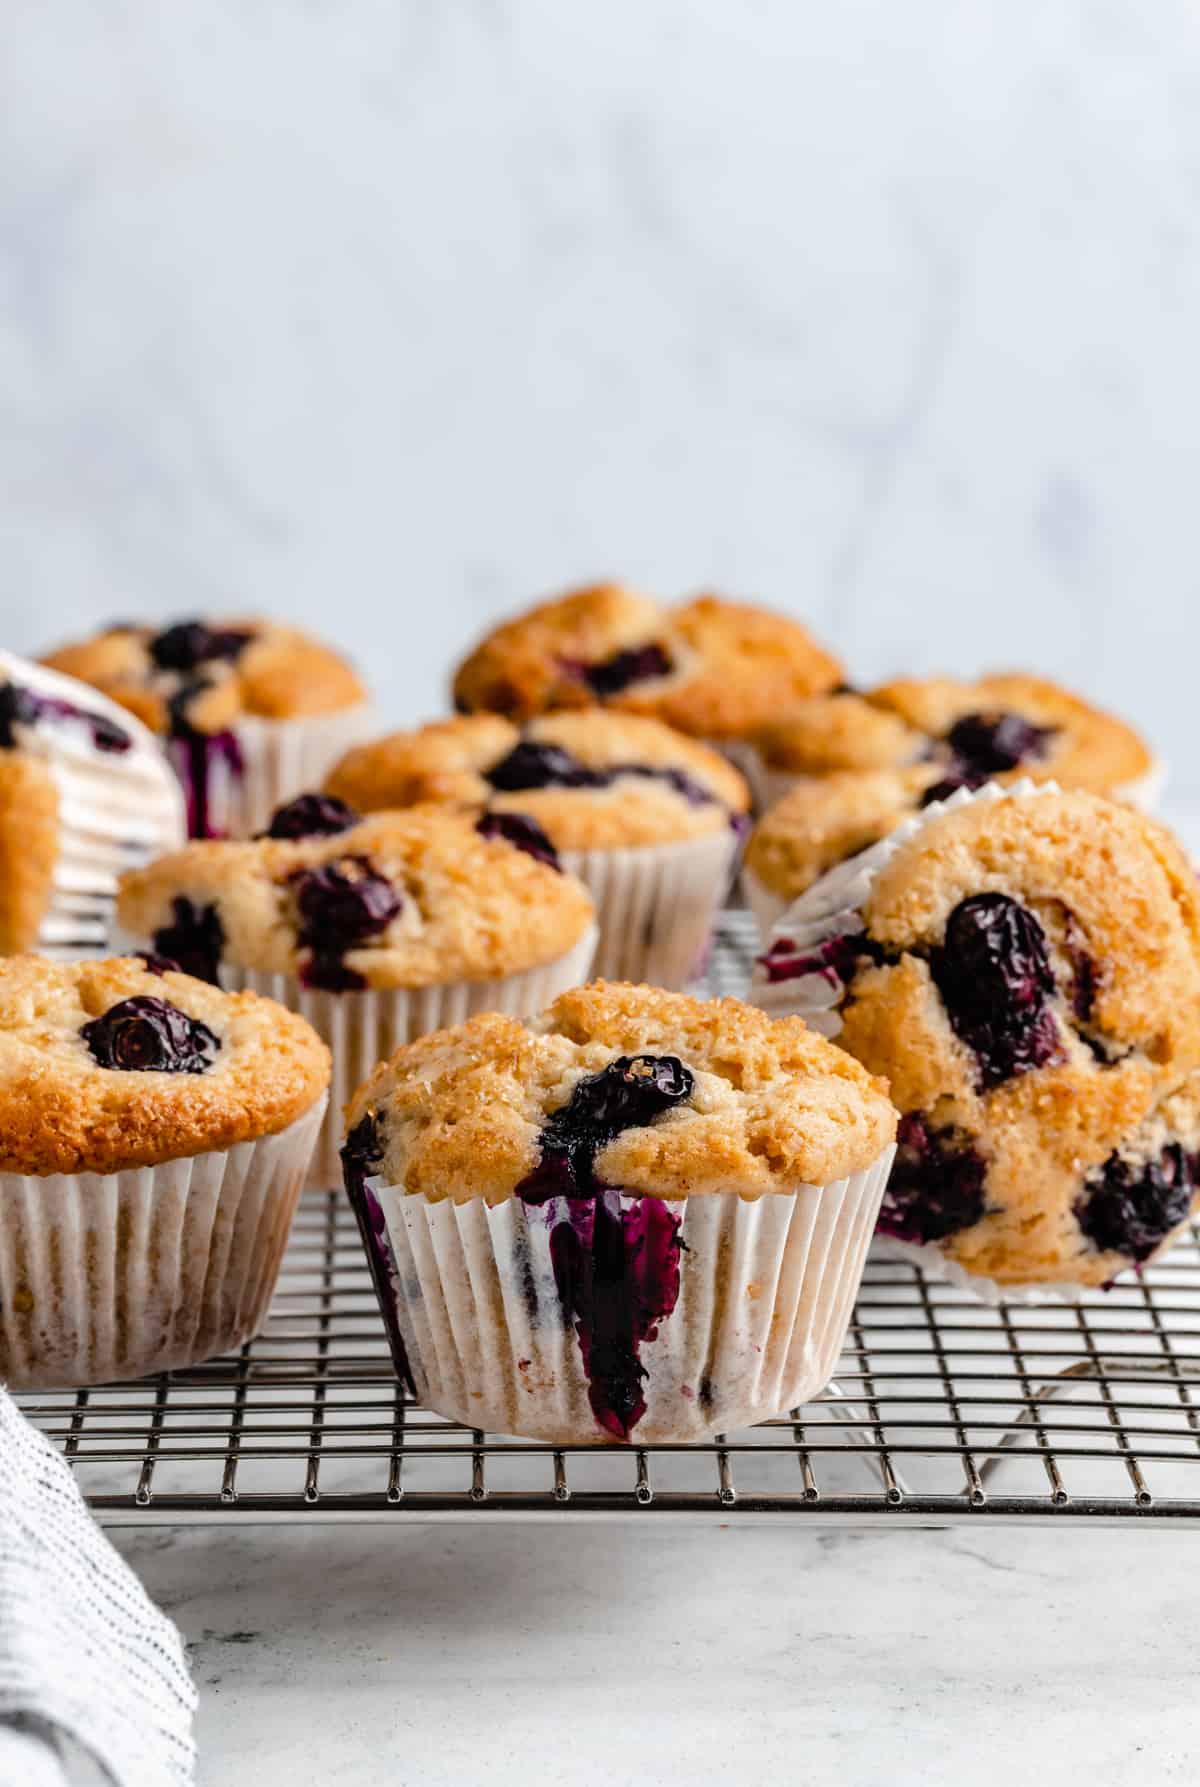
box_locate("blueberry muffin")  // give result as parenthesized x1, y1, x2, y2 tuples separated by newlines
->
(751, 785, 1200, 1293)
(117, 803, 598, 1184)
(744, 675, 1160, 927)
(326, 711, 749, 986)
(0, 651, 184, 957)
(343, 980, 896, 1443)
(0, 955, 329, 1388)
(450, 583, 843, 757)
(42, 618, 375, 838)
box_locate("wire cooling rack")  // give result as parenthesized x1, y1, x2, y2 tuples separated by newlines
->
(16, 912, 1200, 1527)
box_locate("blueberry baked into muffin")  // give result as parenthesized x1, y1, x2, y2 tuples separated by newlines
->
(744, 675, 1160, 929)
(751, 785, 1200, 1294)
(343, 981, 896, 1443)
(0, 650, 184, 957)
(117, 803, 598, 1184)
(450, 582, 843, 761)
(0, 955, 329, 1388)
(42, 618, 374, 839)
(326, 710, 749, 986)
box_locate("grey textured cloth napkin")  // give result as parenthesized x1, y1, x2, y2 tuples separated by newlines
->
(0, 1390, 196, 1785)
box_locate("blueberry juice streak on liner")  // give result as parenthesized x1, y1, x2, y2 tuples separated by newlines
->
(152, 897, 225, 985)
(878, 1113, 988, 1245)
(289, 856, 402, 991)
(930, 893, 1060, 1088)
(166, 684, 245, 841)
(757, 931, 884, 988)
(81, 995, 220, 1074)
(0, 678, 131, 755)
(340, 1114, 416, 1393)
(516, 1054, 693, 1439)
(1075, 1143, 1198, 1264)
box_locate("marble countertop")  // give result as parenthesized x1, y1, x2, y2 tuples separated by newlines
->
(114, 1519, 1194, 1785)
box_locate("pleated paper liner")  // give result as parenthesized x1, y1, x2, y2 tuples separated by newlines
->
(0, 1096, 326, 1391)
(226, 925, 599, 1187)
(349, 1145, 895, 1445)
(168, 701, 379, 839)
(559, 829, 738, 989)
(0, 651, 185, 959)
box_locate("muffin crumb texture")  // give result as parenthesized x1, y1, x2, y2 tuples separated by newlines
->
(0, 956, 330, 1176)
(347, 979, 897, 1203)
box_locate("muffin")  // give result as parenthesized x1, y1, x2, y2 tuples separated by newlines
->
(41, 618, 375, 839)
(117, 803, 598, 1185)
(326, 711, 749, 986)
(750, 782, 1200, 1297)
(450, 582, 843, 773)
(0, 955, 329, 1388)
(744, 675, 1161, 930)
(342, 981, 897, 1443)
(0, 651, 184, 958)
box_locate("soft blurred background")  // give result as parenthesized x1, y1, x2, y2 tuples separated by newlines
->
(3, 2, 1197, 789)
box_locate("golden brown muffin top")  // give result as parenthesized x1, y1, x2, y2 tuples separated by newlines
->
(450, 583, 843, 740)
(117, 807, 596, 990)
(345, 979, 896, 1203)
(42, 618, 368, 734)
(754, 789, 1200, 1286)
(757, 673, 1153, 788)
(0, 955, 329, 1176)
(325, 711, 749, 850)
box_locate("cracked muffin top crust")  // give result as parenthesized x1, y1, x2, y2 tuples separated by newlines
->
(117, 807, 596, 992)
(450, 583, 843, 741)
(344, 979, 896, 1204)
(0, 955, 329, 1175)
(324, 711, 749, 850)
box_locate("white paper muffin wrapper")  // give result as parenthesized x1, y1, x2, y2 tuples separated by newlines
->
(168, 701, 379, 839)
(0, 651, 186, 958)
(1115, 753, 1167, 812)
(349, 1143, 895, 1444)
(226, 926, 599, 1187)
(0, 1096, 326, 1391)
(743, 865, 791, 941)
(559, 830, 739, 990)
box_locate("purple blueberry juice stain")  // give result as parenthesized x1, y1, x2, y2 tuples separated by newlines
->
(260, 793, 359, 840)
(166, 684, 245, 840)
(81, 996, 219, 1074)
(516, 1054, 694, 1440)
(757, 931, 884, 987)
(475, 811, 561, 871)
(340, 1114, 416, 1393)
(930, 893, 1060, 1088)
(152, 897, 224, 986)
(1075, 1144, 1198, 1263)
(877, 1112, 989, 1244)
(289, 857, 402, 991)
(0, 679, 131, 755)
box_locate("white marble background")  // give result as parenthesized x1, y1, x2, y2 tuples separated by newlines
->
(3, 0, 1198, 789)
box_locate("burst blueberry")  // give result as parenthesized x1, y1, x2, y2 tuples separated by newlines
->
(930, 893, 1060, 1087)
(0, 679, 131, 755)
(149, 622, 254, 674)
(152, 897, 225, 985)
(517, 1054, 694, 1202)
(261, 793, 359, 840)
(290, 857, 402, 990)
(574, 642, 673, 698)
(475, 812, 561, 871)
(877, 1112, 989, 1244)
(81, 996, 219, 1074)
(1075, 1144, 1197, 1263)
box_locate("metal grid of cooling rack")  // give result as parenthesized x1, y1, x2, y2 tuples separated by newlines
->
(16, 913, 1200, 1526)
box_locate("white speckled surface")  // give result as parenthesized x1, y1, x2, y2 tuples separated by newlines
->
(114, 1522, 1196, 1786)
